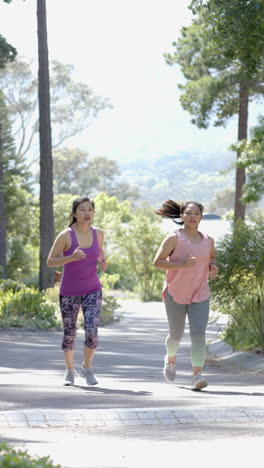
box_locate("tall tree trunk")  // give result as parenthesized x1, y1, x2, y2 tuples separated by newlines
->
(0, 122, 6, 279)
(234, 81, 248, 220)
(37, 0, 54, 290)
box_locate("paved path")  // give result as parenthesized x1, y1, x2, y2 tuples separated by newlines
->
(1, 300, 264, 467)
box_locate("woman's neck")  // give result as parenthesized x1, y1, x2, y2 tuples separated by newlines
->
(182, 226, 200, 238)
(73, 223, 91, 234)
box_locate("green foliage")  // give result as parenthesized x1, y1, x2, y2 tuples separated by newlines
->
(92, 193, 165, 299)
(0, 59, 110, 159)
(53, 149, 116, 194)
(100, 273, 120, 290)
(190, 1, 264, 78)
(0, 442, 61, 467)
(119, 153, 235, 207)
(93, 193, 136, 291)
(210, 220, 264, 350)
(6, 179, 38, 245)
(53, 193, 74, 236)
(100, 294, 121, 325)
(94, 192, 132, 225)
(0, 286, 58, 328)
(0, 278, 23, 291)
(165, 4, 264, 127)
(0, 34, 16, 69)
(6, 237, 33, 280)
(45, 284, 119, 327)
(0, 93, 17, 177)
(230, 115, 264, 203)
(114, 206, 165, 301)
(52, 150, 139, 203)
(165, 14, 241, 129)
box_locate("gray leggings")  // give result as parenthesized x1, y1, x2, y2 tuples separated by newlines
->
(164, 290, 209, 368)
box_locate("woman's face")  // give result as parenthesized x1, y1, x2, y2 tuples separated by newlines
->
(181, 203, 202, 228)
(73, 201, 95, 224)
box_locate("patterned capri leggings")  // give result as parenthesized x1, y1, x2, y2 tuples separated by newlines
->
(59, 290, 102, 352)
(164, 290, 209, 368)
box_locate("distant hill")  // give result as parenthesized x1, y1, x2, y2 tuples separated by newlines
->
(119, 151, 235, 208)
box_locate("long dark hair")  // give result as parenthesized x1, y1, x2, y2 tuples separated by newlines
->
(155, 200, 204, 225)
(68, 196, 95, 227)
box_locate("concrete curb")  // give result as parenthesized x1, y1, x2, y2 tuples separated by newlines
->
(2, 406, 264, 428)
(207, 338, 264, 373)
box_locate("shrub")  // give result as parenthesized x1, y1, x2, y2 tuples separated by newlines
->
(210, 220, 264, 350)
(0, 443, 61, 467)
(100, 294, 121, 325)
(99, 273, 120, 290)
(45, 285, 120, 327)
(6, 237, 33, 281)
(0, 287, 58, 328)
(0, 279, 23, 292)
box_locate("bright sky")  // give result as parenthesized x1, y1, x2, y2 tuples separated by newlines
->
(0, 0, 262, 162)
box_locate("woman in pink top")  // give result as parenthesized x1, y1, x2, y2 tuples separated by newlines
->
(153, 200, 218, 390)
(47, 196, 106, 387)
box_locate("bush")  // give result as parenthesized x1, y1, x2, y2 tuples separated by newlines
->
(100, 294, 121, 325)
(0, 443, 61, 467)
(6, 237, 33, 281)
(99, 273, 120, 290)
(0, 286, 58, 328)
(45, 285, 120, 327)
(0, 279, 23, 292)
(210, 220, 264, 350)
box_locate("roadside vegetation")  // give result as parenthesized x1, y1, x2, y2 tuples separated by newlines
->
(210, 219, 264, 351)
(0, 443, 61, 468)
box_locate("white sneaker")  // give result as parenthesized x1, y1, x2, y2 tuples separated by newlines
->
(163, 356, 176, 382)
(80, 366, 98, 385)
(191, 372, 208, 390)
(63, 368, 75, 386)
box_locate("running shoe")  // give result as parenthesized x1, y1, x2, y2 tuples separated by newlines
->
(163, 355, 176, 382)
(63, 368, 75, 386)
(191, 372, 208, 390)
(80, 366, 98, 385)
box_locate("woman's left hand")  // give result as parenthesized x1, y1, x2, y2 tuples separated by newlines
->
(98, 258, 107, 272)
(209, 263, 218, 279)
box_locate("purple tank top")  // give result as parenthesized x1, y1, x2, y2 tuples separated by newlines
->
(60, 226, 101, 296)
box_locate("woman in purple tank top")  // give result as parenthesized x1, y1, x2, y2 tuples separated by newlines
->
(47, 196, 107, 387)
(153, 200, 218, 391)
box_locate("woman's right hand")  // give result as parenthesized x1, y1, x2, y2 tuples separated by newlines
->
(71, 247, 86, 261)
(180, 256, 196, 268)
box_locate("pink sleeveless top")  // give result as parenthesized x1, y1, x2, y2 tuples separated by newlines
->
(60, 226, 101, 297)
(163, 229, 211, 305)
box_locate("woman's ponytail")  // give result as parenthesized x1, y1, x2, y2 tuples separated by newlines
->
(155, 199, 203, 225)
(155, 200, 182, 224)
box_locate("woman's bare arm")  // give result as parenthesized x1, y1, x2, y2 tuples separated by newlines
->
(153, 234, 196, 271)
(47, 230, 86, 267)
(96, 228, 107, 272)
(208, 237, 218, 279)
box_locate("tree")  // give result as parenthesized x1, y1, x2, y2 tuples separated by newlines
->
(0, 1, 17, 68)
(207, 188, 235, 216)
(37, 0, 54, 290)
(0, 0, 17, 279)
(53, 148, 119, 195)
(52, 147, 140, 201)
(0, 35, 16, 69)
(165, 2, 264, 220)
(190, 0, 264, 78)
(0, 59, 111, 162)
(0, 93, 19, 278)
(210, 219, 264, 350)
(231, 116, 264, 203)
(115, 206, 164, 301)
